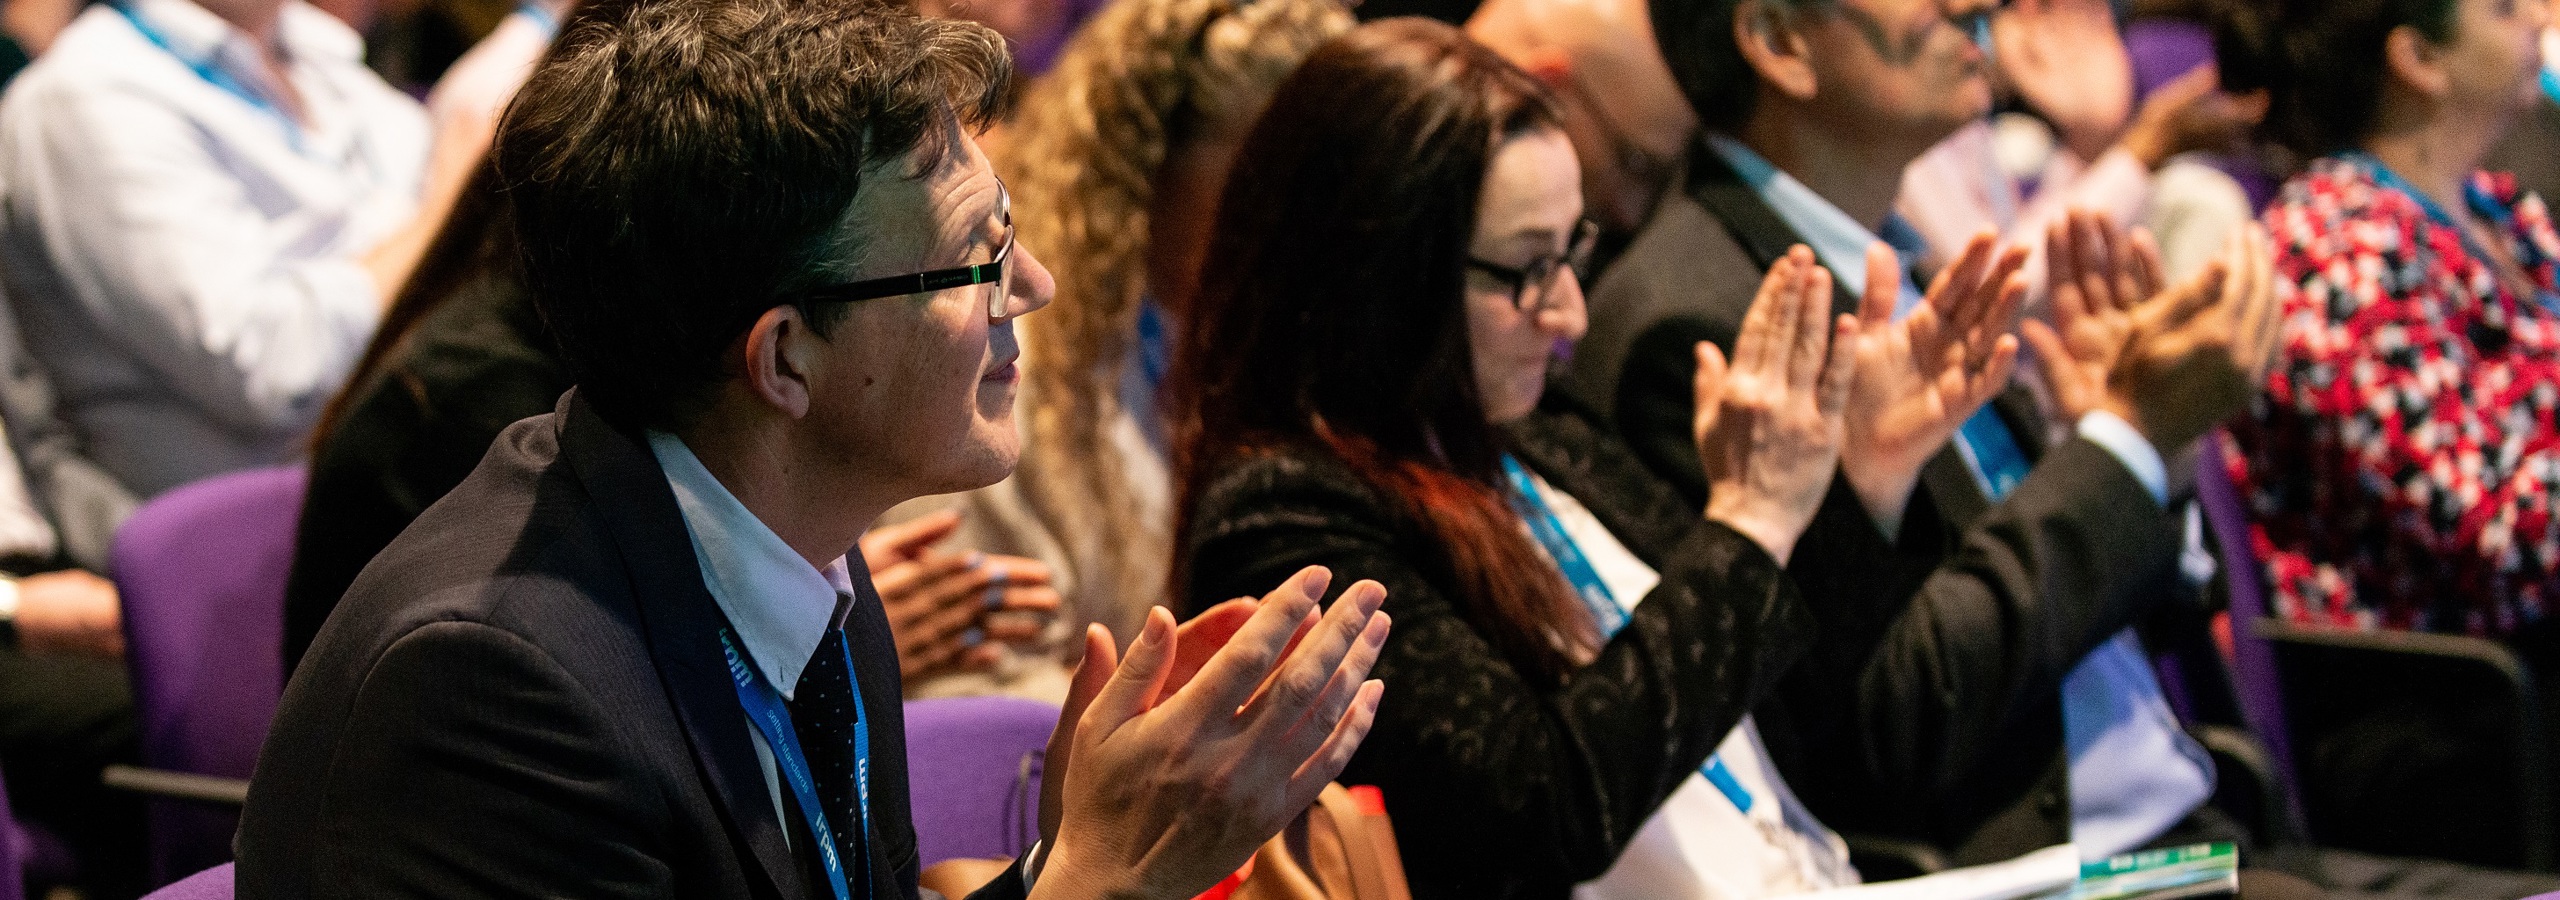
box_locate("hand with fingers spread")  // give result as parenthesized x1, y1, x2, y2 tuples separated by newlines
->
(862, 510, 1063, 681)
(1993, 0, 2135, 160)
(1029, 566, 1391, 900)
(2066, 224, 2281, 456)
(2023, 210, 2166, 422)
(1694, 246, 1860, 566)
(1841, 233, 2028, 532)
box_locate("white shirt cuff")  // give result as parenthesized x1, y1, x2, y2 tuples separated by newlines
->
(1021, 839, 1045, 888)
(2075, 411, 2168, 505)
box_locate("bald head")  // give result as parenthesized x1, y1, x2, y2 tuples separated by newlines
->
(1468, 0, 1697, 235)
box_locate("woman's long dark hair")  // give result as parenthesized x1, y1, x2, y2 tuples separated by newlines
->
(308, 0, 622, 447)
(2214, 0, 2460, 157)
(1166, 17, 1597, 682)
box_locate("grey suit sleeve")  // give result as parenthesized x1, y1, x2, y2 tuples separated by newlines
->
(304, 621, 675, 899)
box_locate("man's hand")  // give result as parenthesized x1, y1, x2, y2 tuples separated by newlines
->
(864, 511, 1062, 681)
(2073, 225, 2281, 455)
(1031, 567, 1389, 900)
(13, 569, 123, 659)
(1696, 246, 1859, 566)
(2116, 67, 2271, 170)
(2024, 210, 2165, 422)
(1994, 0, 2134, 160)
(1841, 233, 2027, 533)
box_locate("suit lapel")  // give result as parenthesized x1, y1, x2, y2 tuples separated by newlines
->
(1685, 145, 1865, 319)
(551, 392, 809, 900)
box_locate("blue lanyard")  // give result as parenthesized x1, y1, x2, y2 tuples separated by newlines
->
(720, 627, 871, 900)
(1497, 455, 1756, 814)
(111, 1, 304, 154)
(2345, 151, 2560, 318)
(2543, 68, 2560, 109)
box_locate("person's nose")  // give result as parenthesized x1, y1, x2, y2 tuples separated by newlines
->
(999, 240, 1056, 321)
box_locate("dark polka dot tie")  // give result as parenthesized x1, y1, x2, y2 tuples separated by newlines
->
(789, 624, 870, 898)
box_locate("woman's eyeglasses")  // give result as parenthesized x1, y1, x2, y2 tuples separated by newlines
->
(797, 179, 1015, 319)
(1467, 219, 1599, 313)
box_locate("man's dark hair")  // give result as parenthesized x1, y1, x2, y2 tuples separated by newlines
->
(1650, 0, 1820, 131)
(495, 0, 1011, 430)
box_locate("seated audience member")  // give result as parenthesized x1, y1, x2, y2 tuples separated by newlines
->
(1898, 0, 2266, 289)
(284, 7, 1064, 685)
(2222, 0, 2560, 866)
(0, 0, 481, 498)
(1464, 0, 1696, 273)
(2226, 0, 2557, 648)
(0, 308, 141, 898)
(1579, 0, 2286, 872)
(237, 1, 1390, 897)
(884, 0, 1350, 699)
(1171, 18, 1950, 896)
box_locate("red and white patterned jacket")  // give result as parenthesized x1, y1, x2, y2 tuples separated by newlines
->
(2229, 155, 2560, 638)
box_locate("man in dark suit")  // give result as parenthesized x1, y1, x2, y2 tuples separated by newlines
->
(233, 1, 1392, 897)
(1570, 0, 2282, 870)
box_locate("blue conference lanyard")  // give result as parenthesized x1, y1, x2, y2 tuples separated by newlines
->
(110, 1, 305, 154)
(2344, 150, 2560, 318)
(1497, 455, 1757, 814)
(720, 627, 872, 900)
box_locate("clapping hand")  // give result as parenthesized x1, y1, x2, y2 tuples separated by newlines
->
(1993, 0, 2134, 159)
(2023, 210, 2163, 422)
(1030, 567, 1391, 900)
(1695, 246, 1860, 566)
(1841, 232, 2027, 533)
(2028, 215, 2281, 455)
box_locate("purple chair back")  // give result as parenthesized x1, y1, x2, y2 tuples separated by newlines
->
(2193, 435, 2301, 792)
(902, 697, 1056, 867)
(111, 466, 306, 886)
(139, 863, 232, 900)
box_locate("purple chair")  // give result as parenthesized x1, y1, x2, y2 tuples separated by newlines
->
(109, 466, 305, 887)
(903, 697, 1057, 867)
(2194, 434, 2300, 788)
(0, 767, 21, 900)
(139, 863, 231, 900)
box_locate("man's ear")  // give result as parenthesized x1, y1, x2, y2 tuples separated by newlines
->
(2382, 23, 2451, 102)
(1734, 0, 1818, 102)
(741, 305, 816, 419)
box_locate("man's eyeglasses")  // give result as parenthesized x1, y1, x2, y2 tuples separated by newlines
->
(798, 180, 1015, 319)
(1467, 219, 1599, 313)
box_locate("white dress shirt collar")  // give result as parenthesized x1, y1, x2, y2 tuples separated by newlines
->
(647, 431, 851, 699)
(1703, 133, 1935, 315)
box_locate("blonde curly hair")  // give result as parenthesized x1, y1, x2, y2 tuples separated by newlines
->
(995, 0, 1351, 627)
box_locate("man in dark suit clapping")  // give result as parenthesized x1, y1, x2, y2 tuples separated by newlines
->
(234, 1, 1391, 897)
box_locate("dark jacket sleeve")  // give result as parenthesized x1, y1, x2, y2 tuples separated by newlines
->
(1182, 450, 1813, 900)
(301, 620, 676, 898)
(1762, 436, 2183, 842)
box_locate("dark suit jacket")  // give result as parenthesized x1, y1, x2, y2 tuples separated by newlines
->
(238, 391, 1028, 900)
(1566, 143, 2187, 864)
(1181, 401, 1814, 900)
(282, 272, 569, 675)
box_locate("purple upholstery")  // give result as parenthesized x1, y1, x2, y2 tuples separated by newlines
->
(110, 466, 305, 887)
(2193, 435, 2300, 793)
(139, 863, 232, 900)
(902, 697, 1056, 867)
